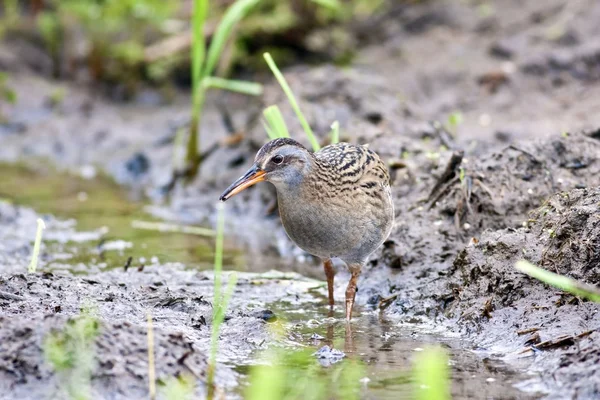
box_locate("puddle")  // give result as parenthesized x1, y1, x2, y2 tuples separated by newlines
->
(0, 162, 237, 272)
(234, 299, 541, 399)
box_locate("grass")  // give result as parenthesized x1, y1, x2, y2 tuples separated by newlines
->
(515, 260, 600, 302)
(43, 307, 99, 400)
(246, 348, 366, 400)
(263, 105, 291, 139)
(244, 342, 451, 399)
(263, 52, 320, 151)
(330, 121, 340, 144)
(413, 346, 450, 400)
(207, 203, 239, 399)
(261, 54, 344, 147)
(446, 111, 463, 136)
(28, 217, 46, 273)
(185, 0, 263, 179)
(162, 374, 195, 400)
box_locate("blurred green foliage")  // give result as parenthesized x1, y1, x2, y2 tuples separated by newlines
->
(35, 0, 176, 83)
(0, 72, 17, 123)
(161, 373, 196, 400)
(2, 0, 387, 88)
(0, 72, 16, 104)
(246, 348, 366, 400)
(413, 346, 450, 400)
(43, 307, 100, 400)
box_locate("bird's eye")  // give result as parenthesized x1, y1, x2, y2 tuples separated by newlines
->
(271, 155, 284, 165)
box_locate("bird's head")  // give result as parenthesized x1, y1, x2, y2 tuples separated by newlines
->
(219, 138, 312, 201)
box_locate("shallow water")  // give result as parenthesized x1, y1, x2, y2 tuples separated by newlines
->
(233, 299, 540, 399)
(0, 162, 230, 271)
(0, 162, 541, 399)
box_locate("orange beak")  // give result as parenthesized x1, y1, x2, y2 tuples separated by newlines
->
(219, 165, 266, 201)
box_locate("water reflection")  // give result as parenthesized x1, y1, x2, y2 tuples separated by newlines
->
(262, 303, 539, 399)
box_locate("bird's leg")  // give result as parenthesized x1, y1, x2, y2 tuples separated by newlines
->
(344, 322, 356, 353)
(323, 258, 335, 308)
(345, 264, 362, 321)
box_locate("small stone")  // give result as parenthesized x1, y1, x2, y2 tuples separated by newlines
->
(313, 345, 345, 366)
(253, 309, 277, 322)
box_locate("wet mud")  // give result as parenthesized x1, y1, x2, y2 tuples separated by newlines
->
(2, 0, 600, 398)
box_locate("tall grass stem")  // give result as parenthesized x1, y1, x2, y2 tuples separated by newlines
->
(28, 218, 46, 273)
(330, 121, 340, 144)
(263, 105, 290, 138)
(203, 77, 263, 95)
(207, 203, 238, 399)
(203, 0, 260, 78)
(263, 52, 320, 151)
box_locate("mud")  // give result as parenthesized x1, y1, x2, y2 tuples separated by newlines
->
(447, 187, 600, 399)
(0, 199, 325, 398)
(2, 0, 600, 398)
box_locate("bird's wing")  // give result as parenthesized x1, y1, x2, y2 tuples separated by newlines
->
(315, 143, 391, 189)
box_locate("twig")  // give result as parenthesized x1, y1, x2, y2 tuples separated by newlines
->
(132, 220, 215, 237)
(378, 293, 400, 310)
(517, 327, 540, 335)
(427, 150, 464, 204)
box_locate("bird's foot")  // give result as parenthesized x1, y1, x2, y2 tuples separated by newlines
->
(344, 267, 361, 321)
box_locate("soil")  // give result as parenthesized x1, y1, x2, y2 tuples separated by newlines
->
(1, 0, 600, 399)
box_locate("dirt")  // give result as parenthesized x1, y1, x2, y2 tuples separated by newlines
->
(2, 0, 600, 398)
(0, 198, 328, 399)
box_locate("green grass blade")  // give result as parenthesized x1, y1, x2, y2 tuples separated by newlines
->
(208, 273, 238, 399)
(263, 105, 290, 138)
(203, 77, 263, 96)
(213, 203, 225, 312)
(413, 346, 450, 400)
(515, 260, 600, 302)
(246, 352, 285, 400)
(263, 52, 320, 151)
(191, 0, 208, 111)
(262, 121, 279, 140)
(310, 0, 343, 11)
(207, 203, 238, 399)
(28, 218, 46, 273)
(203, 0, 260, 79)
(330, 120, 340, 144)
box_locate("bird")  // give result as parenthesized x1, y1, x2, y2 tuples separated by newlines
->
(219, 138, 394, 320)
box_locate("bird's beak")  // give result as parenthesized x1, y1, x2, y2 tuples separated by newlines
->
(219, 165, 266, 201)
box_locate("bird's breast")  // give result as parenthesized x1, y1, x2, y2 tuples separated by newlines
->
(277, 186, 393, 262)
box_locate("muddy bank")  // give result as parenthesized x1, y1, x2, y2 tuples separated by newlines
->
(355, 132, 600, 398)
(447, 187, 600, 399)
(0, 266, 318, 399)
(0, 201, 322, 399)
